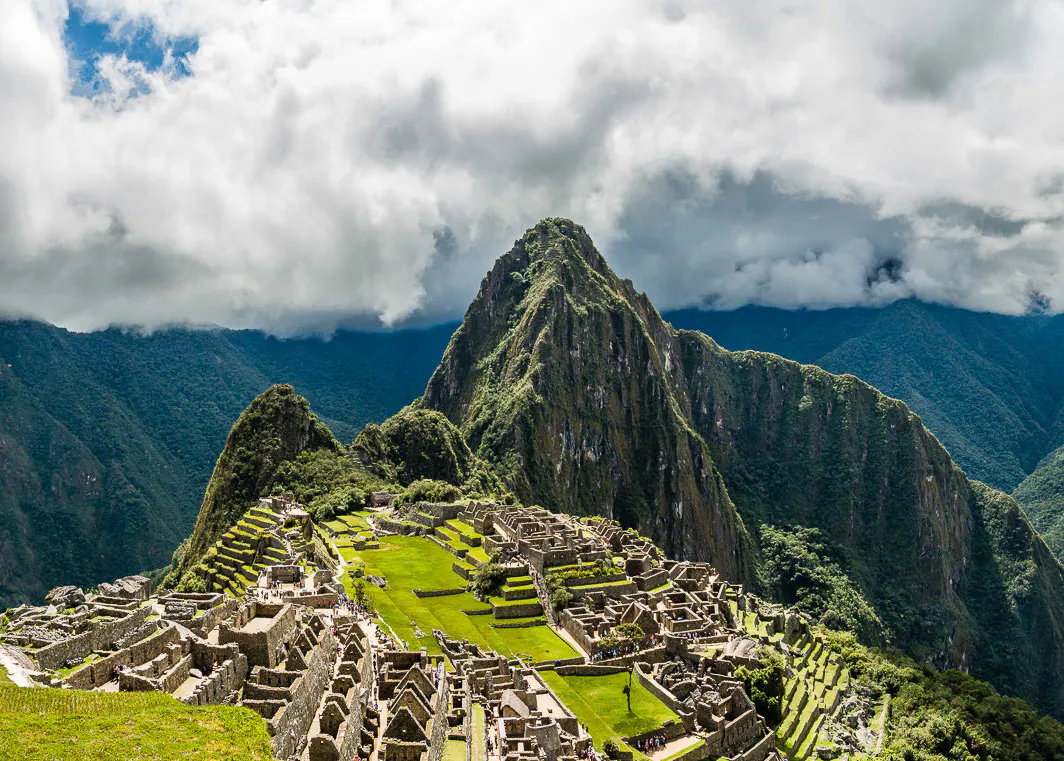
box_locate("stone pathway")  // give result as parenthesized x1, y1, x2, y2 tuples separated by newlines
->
(0, 645, 35, 687)
(646, 733, 703, 760)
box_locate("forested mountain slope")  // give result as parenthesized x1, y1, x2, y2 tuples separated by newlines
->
(0, 321, 448, 606)
(668, 303, 1064, 493)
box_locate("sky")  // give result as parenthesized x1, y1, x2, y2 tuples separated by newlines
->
(3, 0, 1064, 333)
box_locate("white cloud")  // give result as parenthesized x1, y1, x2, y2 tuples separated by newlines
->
(3, 0, 1064, 332)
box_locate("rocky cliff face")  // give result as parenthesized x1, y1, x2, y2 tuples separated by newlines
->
(423, 218, 1064, 717)
(424, 219, 747, 580)
(168, 384, 339, 585)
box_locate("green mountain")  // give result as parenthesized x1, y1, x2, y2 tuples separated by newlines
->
(0, 320, 449, 607)
(167, 384, 341, 588)
(422, 218, 1064, 717)
(668, 302, 1064, 493)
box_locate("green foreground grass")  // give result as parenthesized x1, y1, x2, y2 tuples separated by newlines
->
(339, 535, 575, 662)
(539, 670, 679, 758)
(0, 687, 273, 761)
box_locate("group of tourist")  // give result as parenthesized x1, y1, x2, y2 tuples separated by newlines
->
(577, 745, 606, 761)
(634, 732, 669, 754)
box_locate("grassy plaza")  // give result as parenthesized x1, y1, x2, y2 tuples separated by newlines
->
(539, 670, 680, 756)
(337, 533, 576, 662)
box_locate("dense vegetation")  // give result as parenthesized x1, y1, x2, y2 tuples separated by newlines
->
(758, 525, 885, 643)
(822, 630, 1064, 761)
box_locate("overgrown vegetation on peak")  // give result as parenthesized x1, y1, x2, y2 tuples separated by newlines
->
(354, 405, 508, 499)
(165, 384, 339, 587)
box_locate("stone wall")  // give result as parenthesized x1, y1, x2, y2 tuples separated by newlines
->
(62, 620, 177, 689)
(283, 593, 341, 608)
(491, 602, 543, 619)
(555, 665, 627, 676)
(181, 598, 239, 639)
(412, 588, 466, 598)
(181, 656, 248, 705)
(35, 605, 152, 671)
(219, 603, 296, 668)
(270, 626, 337, 759)
(732, 730, 774, 761)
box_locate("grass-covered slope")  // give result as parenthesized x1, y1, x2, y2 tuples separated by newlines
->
(423, 218, 748, 580)
(0, 687, 273, 761)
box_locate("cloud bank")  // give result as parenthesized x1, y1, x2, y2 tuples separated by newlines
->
(3, 0, 1064, 332)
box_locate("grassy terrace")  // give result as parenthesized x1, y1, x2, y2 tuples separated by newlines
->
(337, 534, 575, 661)
(0, 687, 273, 760)
(539, 670, 679, 760)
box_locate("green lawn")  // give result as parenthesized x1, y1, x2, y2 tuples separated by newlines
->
(538, 670, 679, 755)
(0, 687, 273, 760)
(442, 740, 466, 761)
(339, 535, 576, 661)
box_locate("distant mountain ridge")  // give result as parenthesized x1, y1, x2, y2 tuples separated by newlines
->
(0, 320, 449, 607)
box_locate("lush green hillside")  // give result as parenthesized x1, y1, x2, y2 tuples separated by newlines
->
(422, 218, 1064, 718)
(0, 321, 449, 607)
(668, 303, 1064, 493)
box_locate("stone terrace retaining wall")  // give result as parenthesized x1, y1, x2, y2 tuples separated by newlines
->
(491, 601, 543, 619)
(412, 588, 466, 598)
(555, 664, 627, 676)
(37, 605, 152, 671)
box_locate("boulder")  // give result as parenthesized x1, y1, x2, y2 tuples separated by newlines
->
(44, 586, 85, 609)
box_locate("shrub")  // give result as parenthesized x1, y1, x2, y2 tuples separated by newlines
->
(398, 479, 461, 505)
(735, 650, 786, 724)
(175, 569, 207, 594)
(550, 588, 574, 611)
(470, 561, 507, 598)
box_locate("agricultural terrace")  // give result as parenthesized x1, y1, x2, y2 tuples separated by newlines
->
(334, 532, 577, 662)
(0, 687, 273, 761)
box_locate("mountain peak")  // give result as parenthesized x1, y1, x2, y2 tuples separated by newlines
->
(495, 217, 610, 283)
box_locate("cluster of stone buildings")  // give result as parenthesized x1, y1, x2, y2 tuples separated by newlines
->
(2, 495, 866, 761)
